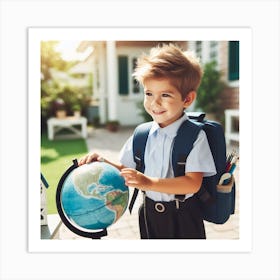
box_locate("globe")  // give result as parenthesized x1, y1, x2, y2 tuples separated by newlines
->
(56, 160, 129, 238)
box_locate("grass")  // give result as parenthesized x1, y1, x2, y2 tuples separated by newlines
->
(41, 132, 88, 214)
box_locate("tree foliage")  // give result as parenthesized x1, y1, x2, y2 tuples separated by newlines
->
(40, 41, 92, 131)
(196, 60, 225, 118)
(41, 41, 76, 81)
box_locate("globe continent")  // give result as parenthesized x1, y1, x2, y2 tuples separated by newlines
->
(61, 162, 129, 231)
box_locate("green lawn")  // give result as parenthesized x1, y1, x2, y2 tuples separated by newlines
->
(41, 133, 88, 214)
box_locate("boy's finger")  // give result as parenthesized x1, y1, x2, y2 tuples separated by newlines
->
(120, 168, 136, 175)
(124, 179, 138, 186)
(78, 158, 86, 165)
(86, 156, 94, 164)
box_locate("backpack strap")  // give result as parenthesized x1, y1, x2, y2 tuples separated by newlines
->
(172, 119, 202, 177)
(128, 122, 153, 213)
(173, 118, 214, 205)
(132, 122, 153, 173)
(172, 120, 202, 201)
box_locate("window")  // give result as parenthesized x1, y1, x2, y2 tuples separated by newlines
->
(132, 57, 140, 94)
(118, 55, 141, 96)
(228, 41, 239, 81)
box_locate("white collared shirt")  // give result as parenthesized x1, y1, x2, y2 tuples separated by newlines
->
(119, 113, 216, 201)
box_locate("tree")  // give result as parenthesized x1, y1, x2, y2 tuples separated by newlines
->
(195, 60, 225, 119)
(40, 41, 89, 131)
(41, 41, 75, 81)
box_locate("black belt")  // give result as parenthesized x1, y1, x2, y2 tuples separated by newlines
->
(145, 195, 192, 213)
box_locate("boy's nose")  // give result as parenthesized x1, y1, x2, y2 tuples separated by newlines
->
(151, 97, 161, 106)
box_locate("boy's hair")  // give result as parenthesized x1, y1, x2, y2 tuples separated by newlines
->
(133, 43, 203, 99)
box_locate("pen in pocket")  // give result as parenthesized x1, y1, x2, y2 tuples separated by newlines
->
(219, 173, 231, 185)
(229, 163, 236, 175)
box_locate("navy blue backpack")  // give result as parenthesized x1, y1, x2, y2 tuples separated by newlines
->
(129, 113, 235, 224)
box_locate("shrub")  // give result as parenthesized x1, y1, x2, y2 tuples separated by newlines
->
(195, 61, 226, 120)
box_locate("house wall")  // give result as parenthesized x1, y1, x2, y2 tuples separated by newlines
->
(219, 41, 229, 81)
(221, 87, 239, 110)
(219, 41, 239, 110)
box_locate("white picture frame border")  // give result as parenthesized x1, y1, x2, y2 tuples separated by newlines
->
(28, 27, 252, 253)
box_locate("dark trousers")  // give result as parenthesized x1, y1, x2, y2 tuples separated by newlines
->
(139, 196, 206, 239)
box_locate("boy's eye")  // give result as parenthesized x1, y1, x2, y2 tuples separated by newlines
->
(145, 92, 153, 96)
(162, 93, 171, 98)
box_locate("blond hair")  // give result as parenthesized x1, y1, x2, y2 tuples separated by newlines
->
(133, 44, 203, 99)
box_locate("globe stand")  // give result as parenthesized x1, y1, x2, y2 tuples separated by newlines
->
(89, 228, 108, 239)
(56, 159, 108, 239)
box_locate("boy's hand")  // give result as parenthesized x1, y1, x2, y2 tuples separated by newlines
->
(120, 168, 155, 191)
(78, 152, 104, 166)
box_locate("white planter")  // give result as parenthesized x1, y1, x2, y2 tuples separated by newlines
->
(73, 111, 81, 118)
(56, 110, 67, 119)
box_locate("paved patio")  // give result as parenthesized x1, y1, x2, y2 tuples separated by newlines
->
(53, 126, 239, 240)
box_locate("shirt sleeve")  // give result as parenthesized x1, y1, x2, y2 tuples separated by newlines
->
(185, 130, 217, 177)
(119, 135, 136, 169)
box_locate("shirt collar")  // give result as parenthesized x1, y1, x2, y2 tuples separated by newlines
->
(149, 113, 189, 139)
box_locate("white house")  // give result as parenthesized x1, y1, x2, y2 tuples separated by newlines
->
(73, 41, 239, 126)
(74, 41, 187, 126)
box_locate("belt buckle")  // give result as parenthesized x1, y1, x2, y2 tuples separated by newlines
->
(175, 197, 186, 209)
(155, 202, 165, 213)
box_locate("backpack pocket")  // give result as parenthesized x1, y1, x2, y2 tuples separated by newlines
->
(215, 176, 235, 224)
(217, 175, 235, 193)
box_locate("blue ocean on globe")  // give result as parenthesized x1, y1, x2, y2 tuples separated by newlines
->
(60, 162, 129, 231)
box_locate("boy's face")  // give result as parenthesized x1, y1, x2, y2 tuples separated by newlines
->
(143, 78, 194, 127)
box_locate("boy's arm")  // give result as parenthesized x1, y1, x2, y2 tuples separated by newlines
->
(78, 152, 126, 171)
(120, 168, 203, 194)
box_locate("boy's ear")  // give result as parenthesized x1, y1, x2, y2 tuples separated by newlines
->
(183, 91, 196, 108)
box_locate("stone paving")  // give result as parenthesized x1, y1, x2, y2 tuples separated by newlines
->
(54, 126, 239, 240)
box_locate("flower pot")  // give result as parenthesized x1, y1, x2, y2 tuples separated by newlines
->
(56, 110, 67, 119)
(73, 111, 81, 118)
(106, 122, 119, 132)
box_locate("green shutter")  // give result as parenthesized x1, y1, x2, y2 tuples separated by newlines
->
(228, 41, 239, 81)
(118, 56, 129, 95)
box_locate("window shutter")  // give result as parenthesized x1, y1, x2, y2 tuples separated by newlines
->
(228, 41, 239, 81)
(118, 56, 129, 95)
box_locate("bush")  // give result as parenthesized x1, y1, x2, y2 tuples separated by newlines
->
(196, 61, 226, 120)
(137, 101, 153, 122)
(41, 83, 91, 131)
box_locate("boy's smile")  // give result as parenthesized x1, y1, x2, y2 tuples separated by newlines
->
(143, 78, 194, 128)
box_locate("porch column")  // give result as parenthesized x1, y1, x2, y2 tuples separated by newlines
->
(106, 41, 118, 121)
(97, 43, 106, 124)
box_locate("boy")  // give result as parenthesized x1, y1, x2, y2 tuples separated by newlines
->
(79, 44, 216, 239)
